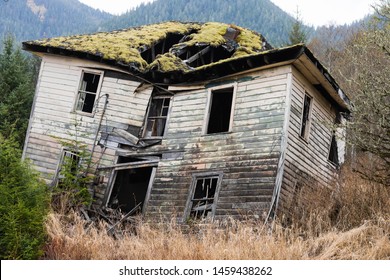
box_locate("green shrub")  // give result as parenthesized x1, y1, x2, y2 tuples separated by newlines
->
(0, 134, 49, 259)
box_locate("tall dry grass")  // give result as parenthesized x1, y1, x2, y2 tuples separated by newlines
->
(43, 169, 390, 260)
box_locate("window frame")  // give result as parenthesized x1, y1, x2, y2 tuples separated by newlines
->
(142, 93, 172, 139)
(299, 92, 313, 141)
(103, 157, 159, 214)
(53, 148, 81, 187)
(184, 172, 223, 221)
(203, 83, 237, 135)
(327, 114, 341, 167)
(74, 69, 104, 116)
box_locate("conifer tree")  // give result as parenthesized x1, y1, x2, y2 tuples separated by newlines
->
(0, 35, 37, 148)
(288, 7, 307, 45)
(0, 133, 49, 259)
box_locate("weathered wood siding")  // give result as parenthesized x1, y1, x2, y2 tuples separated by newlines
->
(279, 67, 340, 213)
(23, 55, 150, 184)
(141, 66, 291, 220)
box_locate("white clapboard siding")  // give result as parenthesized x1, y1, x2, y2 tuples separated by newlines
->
(144, 66, 291, 219)
(279, 66, 341, 213)
(23, 55, 149, 184)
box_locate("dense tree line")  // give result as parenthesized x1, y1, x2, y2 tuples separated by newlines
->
(0, 0, 367, 48)
(0, 36, 49, 259)
(307, 1, 390, 186)
(0, 0, 112, 42)
(103, 0, 307, 47)
(0, 36, 38, 147)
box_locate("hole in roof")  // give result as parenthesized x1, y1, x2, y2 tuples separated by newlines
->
(140, 33, 187, 64)
(181, 45, 234, 68)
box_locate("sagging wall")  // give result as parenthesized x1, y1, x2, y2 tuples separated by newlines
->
(279, 66, 343, 213)
(22, 54, 149, 184)
(123, 66, 292, 220)
(24, 53, 291, 220)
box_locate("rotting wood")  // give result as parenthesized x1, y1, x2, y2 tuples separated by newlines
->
(22, 24, 350, 223)
(183, 46, 211, 65)
(106, 202, 142, 234)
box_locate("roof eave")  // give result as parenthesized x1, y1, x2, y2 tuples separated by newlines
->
(23, 41, 350, 113)
(296, 47, 351, 112)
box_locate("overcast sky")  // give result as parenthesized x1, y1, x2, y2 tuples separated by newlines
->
(78, 0, 378, 27)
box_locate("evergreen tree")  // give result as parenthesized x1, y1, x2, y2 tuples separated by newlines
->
(0, 35, 37, 148)
(0, 133, 49, 259)
(288, 7, 307, 45)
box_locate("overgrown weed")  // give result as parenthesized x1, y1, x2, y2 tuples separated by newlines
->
(43, 168, 390, 260)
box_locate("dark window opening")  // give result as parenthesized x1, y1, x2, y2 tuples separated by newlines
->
(328, 134, 339, 166)
(328, 114, 341, 166)
(108, 167, 153, 213)
(207, 87, 234, 134)
(117, 156, 146, 164)
(76, 72, 101, 113)
(144, 91, 171, 138)
(300, 94, 312, 139)
(189, 176, 219, 219)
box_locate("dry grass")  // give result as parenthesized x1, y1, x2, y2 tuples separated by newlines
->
(43, 169, 390, 260)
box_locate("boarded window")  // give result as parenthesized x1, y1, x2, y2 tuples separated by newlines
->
(206, 87, 234, 134)
(76, 71, 102, 114)
(187, 174, 222, 220)
(300, 94, 312, 139)
(144, 95, 171, 138)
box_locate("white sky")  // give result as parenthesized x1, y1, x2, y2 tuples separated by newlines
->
(78, 0, 155, 15)
(78, 0, 378, 27)
(270, 0, 378, 26)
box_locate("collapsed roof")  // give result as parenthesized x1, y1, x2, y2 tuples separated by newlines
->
(23, 21, 272, 73)
(22, 21, 350, 112)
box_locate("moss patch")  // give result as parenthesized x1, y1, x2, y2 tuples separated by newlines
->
(24, 21, 271, 73)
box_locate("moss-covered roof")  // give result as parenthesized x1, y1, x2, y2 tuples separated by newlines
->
(23, 21, 272, 73)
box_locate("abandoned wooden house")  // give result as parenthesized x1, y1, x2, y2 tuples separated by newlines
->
(22, 21, 350, 221)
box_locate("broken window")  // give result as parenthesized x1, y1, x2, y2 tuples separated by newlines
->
(54, 150, 81, 187)
(187, 173, 222, 220)
(75, 71, 102, 114)
(107, 167, 155, 213)
(143, 90, 171, 138)
(328, 114, 341, 166)
(328, 134, 339, 166)
(300, 93, 312, 139)
(206, 86, 235, 134)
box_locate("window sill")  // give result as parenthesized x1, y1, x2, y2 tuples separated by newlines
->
(203, 131, 232, 136)
(140, 137, 164, 145)
(298, 134, 309, 144)
(72, 111, 95, 118)
(327, 159, 340, 170)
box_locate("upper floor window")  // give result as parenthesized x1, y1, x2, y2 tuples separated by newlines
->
(300, 93, 312, 140)
(328, 114, 341, 166)
(205, 85, 236, 134)
(75, 71, 103, 114)
(143, 90, 171, 138)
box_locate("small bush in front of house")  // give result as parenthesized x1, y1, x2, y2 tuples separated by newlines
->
(50, 121, 94, 214)
(0, 134, 50, 259)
